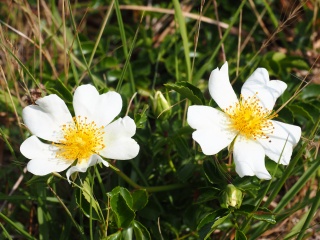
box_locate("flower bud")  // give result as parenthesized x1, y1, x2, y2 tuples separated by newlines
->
(220, 184, 243, 209)
(152, 91, 171, 120)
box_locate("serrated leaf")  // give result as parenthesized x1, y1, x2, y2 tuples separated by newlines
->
(81, 178, 100, 219)
(110, 193, 135, 228)
(108, 186, 133, 209)
(164, 81, 205, 105)
(135, 104, 149, 128)
(76, 186, 100, 221)
(132, 189, 148, 211)
(132, 220, 151, 240)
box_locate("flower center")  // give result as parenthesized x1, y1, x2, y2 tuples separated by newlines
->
(224, 94, 277, 140)
(54, 116, 105, 161)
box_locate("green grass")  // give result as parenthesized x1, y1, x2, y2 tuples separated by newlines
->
(0, 0, 319, 239)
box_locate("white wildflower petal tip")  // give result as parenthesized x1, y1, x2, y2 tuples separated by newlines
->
(21, 136, 71, 175)
(208, 62, 238, 110)
(259, 120, 301, 165)
(241, 68, 287, 110)
(66, 154, 108, 183)
(101, 116, 139, 160)
(22, 94, 73, 142)
(233, 138, 271, 180)
(73, 84, 122, 126)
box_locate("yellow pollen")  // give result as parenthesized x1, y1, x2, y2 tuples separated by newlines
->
(224, 94, 277, 140)
(53, 116, 105, 161)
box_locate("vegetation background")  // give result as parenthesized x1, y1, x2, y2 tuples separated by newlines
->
(0, 0, 319, 239)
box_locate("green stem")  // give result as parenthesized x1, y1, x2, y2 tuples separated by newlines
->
(48, 185, 85, 239)
(114, 0, 137, 95)
(67, 0, 95, 85)
(113, 168, 188, 193)
(0, 212, 35, 240)
(88, 0, 115, 68)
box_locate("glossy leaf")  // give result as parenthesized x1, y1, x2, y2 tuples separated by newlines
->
(132, 189, 148, 211)
(164, 81, 205, 105)
(132, 220, 151, 240)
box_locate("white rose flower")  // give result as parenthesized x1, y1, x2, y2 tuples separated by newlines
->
(187, 62, 301, 179)
(20, 84, 139, 183)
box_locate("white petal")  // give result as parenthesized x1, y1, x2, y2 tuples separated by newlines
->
(21, 136, 71, 175)
(187, 105, 230, 130)
(233, 137, 271, 179)
(258, 120, 301, 165)
(100, 116, 139, 160)
(66, 154, 109, 183)
(73, 85, 122, 126)
(192, 128, 235, 155)
(187, 106, 235, 155)
(208, 62, 238, 110)
(241, 68, 287, 110)
(22, 95, 72, 142)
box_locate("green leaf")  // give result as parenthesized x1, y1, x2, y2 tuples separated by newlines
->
(172, 0, 191, 82)
(106, 231, 121, 240)
(109, 186, 133, 209)
(196, 187, 221, 204)
(135, 104, 149, 129)
(81, 179, 100, 218)
(197, 209, 228, 230)
(198, 210, 230, 239)
(277, 106, 294, 123)
(121, 227, 133, 240)
(132, 220, 151, 240)
(76, 180, 101, 221)
(235, 230, 247, 240)
(236, 204, 255, 215)
(234, 177, 260, 191)
(288, 104, 314, 123)
(252, 207, 276, 224)
(203, 160, 227, 186)
(177, 163, 196, 183)
(301, 84, 320, 99)
(164, 81, 205, 105)
(108, 187, 135, 228)
(45, 78, 73, 103)
(132, 189, 148, 211)
(265, 159, 284, 178)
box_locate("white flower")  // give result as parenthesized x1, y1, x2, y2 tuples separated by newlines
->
(20, 84, 140, 183)
(187, 62, 301, 179)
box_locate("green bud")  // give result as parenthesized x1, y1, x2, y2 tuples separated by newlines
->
(220, 184, 243, 209)
(152, 91, 171, 120)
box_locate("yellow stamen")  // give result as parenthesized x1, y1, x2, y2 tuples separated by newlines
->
(53, 116, 105, 161)
(224, 93, 277, 141)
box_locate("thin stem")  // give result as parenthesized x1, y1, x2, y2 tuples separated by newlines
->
(113, 168, 188, 193)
